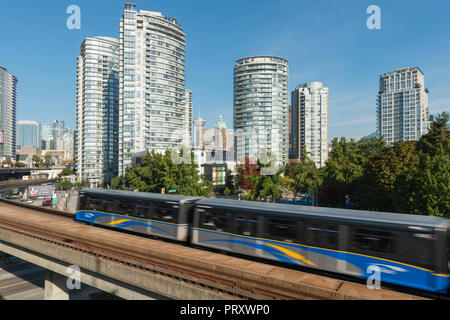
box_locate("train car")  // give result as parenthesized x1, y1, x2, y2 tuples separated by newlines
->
(76, 189, 200, 241)
(192, 198, 450, 293)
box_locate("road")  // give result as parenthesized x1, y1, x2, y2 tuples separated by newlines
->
(0, 257, 106, 300)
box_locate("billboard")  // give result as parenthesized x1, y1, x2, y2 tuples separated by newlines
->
(28, 185, 53, 198)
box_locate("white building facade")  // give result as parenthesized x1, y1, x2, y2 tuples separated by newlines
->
(290, 82, 329, 168)
(76, 36, 120, 187)
(0, 67, 17, 161)
(377, 67, 430, 144)
(233, 56, 289, 167)
(118, 3, 187, 175)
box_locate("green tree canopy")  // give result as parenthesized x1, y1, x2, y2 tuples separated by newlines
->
(59, 167, 75, 177)
(122, 150, 212, 197)
(357, 141, 419, 212)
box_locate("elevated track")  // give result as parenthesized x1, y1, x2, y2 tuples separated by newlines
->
(0, 199, 427, 300)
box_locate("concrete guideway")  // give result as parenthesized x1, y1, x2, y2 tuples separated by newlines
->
(0, 201, 427, 300)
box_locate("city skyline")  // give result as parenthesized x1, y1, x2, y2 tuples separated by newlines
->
(1, 1, 449, 142)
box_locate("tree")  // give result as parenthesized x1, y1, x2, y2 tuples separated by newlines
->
(44, 152, 54, 166)
(236, 157, 260, 191)
(111, 176, 125, 190)
(57, 180, 73, 191)
(321, 136, 386, 207)
(244, 159, 285, 203)
(224, 169, 235, 194)
(75, 180, 90, 190)
(15, 162, 27, 168)
(285, 156, 322, 206)
(124, 150, 212, 197)
(357, 141, 419, 212)
(392, 112, 450, 217)
(59, 167, 75, 177)
(1, 159, 13, 167)
(32, 155, 43, 167)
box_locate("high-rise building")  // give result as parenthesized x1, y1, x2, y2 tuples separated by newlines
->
(76, 36, 120, 187)
(185, 89, 193, 147)
(118, 3, 187, 175)
(234, 56, 289, 166)
(40, 123, 54, 150)
(193, 116, 206, 148)
(290, 82, 329, 168)
(17, 120, 40, 150)
(0, 67, 17, 161)
(53, 120, 65, 140)
(377, 67, 430, 144)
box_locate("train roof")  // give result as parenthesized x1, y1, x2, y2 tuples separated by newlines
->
(80, 189, 201, 203)
(195, 198, 449, 229)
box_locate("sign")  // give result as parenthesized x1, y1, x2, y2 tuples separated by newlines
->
(168, 190, 177, 193)
(28, 185, 53, 198)
(52, 193, 57, 205)
(0, 130, 3, 144)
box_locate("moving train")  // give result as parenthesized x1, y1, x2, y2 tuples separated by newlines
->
(75, 189, 450, 294)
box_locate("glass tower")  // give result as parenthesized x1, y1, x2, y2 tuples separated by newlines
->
(76, 37, 119, 187)
(233, 56, 289, 166)
(377, 67, 430, 144)
(17, 120, 40, 150)
(118, 3, 187, 175)
(0, 67, 17, 161)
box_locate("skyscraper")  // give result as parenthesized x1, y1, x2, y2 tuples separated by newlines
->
(17, 120, 40, 150)
(76, 36, 119, 187)
(234, 56, 289, 166)
(53, 120, 65, 140)
(377, 67, 430, 144)
(118, 3, 187, 175)
(290, 82, 329, 168)
(0, 67, 17, 161)
(185, 89, 193, 147)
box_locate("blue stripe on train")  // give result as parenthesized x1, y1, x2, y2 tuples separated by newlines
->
(195, 228, 449, 293)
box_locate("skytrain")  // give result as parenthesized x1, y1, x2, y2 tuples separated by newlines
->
(75, 189, 450, 294)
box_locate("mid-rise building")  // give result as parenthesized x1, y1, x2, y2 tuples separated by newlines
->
(118, 3, 187, 175)
(40, 123, 54, 150)
(233, 56, 289, 167)
(17, 120, 40, 150)
(377, 67, 430, 144)
(0, 67, 17, 161)
(53, 120, 65, 140)
(290, 82, 329, 168)
(76, 36, 120, 187)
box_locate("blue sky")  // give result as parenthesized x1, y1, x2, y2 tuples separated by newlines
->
(1, 0, 449, 140)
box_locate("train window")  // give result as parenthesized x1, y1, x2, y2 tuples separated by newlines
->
(153, 202, 177, 223)
(233, 215, 257, 237)
(116, 199, 134, 216)
(350, 228, 395, 255)
(103, 199, 114, 213)
(86, 197, 102, 211)
(265, 218, 298, 242)
(323, 226, 339, 250)
(305, 223, 339, 249)
(398, 232, 435, 270)
(200, 210, 228, 232)
(135, 201, 150, 219)
(78, 195, 87, 210)
(306, 224, 322, 246)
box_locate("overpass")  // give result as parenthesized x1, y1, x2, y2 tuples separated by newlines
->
(0, 167, 63, 181)
(0, 199, 425, 300)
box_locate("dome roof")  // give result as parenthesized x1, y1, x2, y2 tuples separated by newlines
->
(214, 115, 227, 129)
